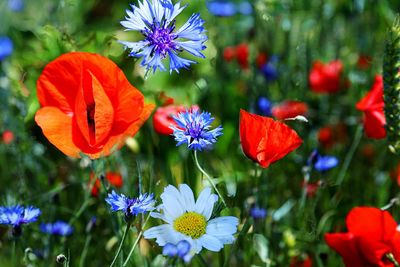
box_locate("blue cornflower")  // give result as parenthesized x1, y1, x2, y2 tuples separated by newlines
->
(171, 109, 223, 151)
(40, 221, 73, 236)
(207, 1, 236, 17)
(105, 191, 155, 218)
(8, 0, 24, 12)
(0, 36, 13, 61)
(314, 155, 339, 172)
(163, 240, 192, 263)
(119, 0, 207, 74)
(250, 206, 267, 220)
(238, 2, 253, 15)
(260, 55, 278, 82)
(257, 97, 272, 116)
(0, 205, 40, 227)
(307, 150, 339, 172)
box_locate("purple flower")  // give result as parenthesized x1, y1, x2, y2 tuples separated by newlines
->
(105, 191, 155, 217)
(171, 109, 223, 151)
(163, 240, 192, 263)
(0, 36, 13, 61)
(0, 205, 40, 227)
(119, 0, 207, 74)
(40, 221, 73, 236)
(250, 206, 267, 220)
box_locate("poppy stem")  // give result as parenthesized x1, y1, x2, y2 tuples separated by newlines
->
(335, 125, 363, 186)
(110, 222, 131, 267)
(386, 253, 400, 267)
(194, 151, 227, 208)
(122, 214, 151, 267)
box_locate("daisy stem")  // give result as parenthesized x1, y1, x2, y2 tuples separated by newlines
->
(194, 151, 227, 208)
(110, 223, 131, 267)
(122, 214, 151, 267)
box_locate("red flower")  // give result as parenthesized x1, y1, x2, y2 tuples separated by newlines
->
(35, 52, 154, 159)
(2, 130, 14, 144)
(357, 55, 372, 70)
(317, 123, 348, 149)
(223, 46, 236, 62)
(153, 105, 199, 135)
(239, 109, 303, 168)
(271, 100, 308, 120)
(309, 60, 343, 93)
(290, 255, 313, 267)
(89, 172, 123, 197)
(256, 52, 268, 68)
(236, 44, 249, 69)
(356, 75, 386, 139)
(157, 92, 174, 106)
(325, 207, 400, 267)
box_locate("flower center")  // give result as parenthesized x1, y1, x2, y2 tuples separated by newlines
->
(173, 212, 207, 239)
(187, 121, 203, 140)
(144, 22, 177, 57)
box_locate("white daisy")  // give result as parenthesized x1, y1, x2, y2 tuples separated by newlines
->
(143, 184, 239, 254)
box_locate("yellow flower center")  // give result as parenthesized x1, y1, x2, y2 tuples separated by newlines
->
(173, 212, 207, 239)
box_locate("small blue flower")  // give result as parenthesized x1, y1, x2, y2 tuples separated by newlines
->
(260, 56, 278, 82)
(314, 155, 339, 172)
(8, 0, 24, 12)
(0, 37, 13, 61)
(250, 206, 267, 220)
(307, 150, 339, 172)
(119, 0, 207, 74)
(171, 109, 223, 151)
(40, 221, 73, 236)
(257, 97, 272, 116)
(207, 1, 236, 17)
(163, 240, 192, 263)
(0, 205, 41, 227)
(238, 2, 253, 15)
(105, 191, 155, 217)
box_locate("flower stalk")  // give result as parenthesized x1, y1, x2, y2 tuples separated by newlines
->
(110, 223, 131, 267)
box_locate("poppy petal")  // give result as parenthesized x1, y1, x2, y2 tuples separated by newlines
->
(346, 207, 397, 243)
(325, 233, 366, 267)
(35, 107, 80, 158)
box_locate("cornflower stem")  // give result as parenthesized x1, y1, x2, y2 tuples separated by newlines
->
(78, 234, 92, 267)
(12, 239, 16, 266)
(335, 125, 363, 186)
(110, 223, 131, 267)
(194, 151, 227, 208)
(197, 254, 208, 267)
(387, 253, 400, 267)
(122, 214, 151, 267)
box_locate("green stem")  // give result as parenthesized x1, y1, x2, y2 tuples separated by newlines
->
(387, 253, 400, 267)
(12, 239, 16, 267)
(194, 151, 227, 207)
(122, 214, 151, 267)
(110, 223, 131, 267)
(197, 254, 208, 267)
(79, 234, 92, 267)
(335, 125, 363, 186)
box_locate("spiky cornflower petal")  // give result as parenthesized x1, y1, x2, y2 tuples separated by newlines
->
(40, 221, 73, 236)
(105, 190, 155, 217)
(0, 205, 41, 227)
(171, 109, 223, 151)
(119, 0, 207, 74)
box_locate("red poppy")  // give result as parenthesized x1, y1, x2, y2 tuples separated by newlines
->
(290, 255, 313, 267)
(153, 105, 199, 135)
(239, 109, 303, 168)
(35, 52, 154, 159)
(157, 92, 174, 106)
(309, 60, 343, 93)
(357, 55, 372, 70)
(390, 162, 400, 187)
(356, 75, 386, 139)
(317, 123, 348, 149)
(223, 46, 236, 62)
(325, 207, 400, 267)
(2, 130, 14, 144)
(256, 52, 268, 68)
(302, 180, 321, 198)
(89, 172, 123, 197)
(236, 44, 249, 69)
(271, 100, 308, 120)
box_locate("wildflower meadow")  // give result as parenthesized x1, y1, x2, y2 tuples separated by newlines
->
(1, 0, 400, 266)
